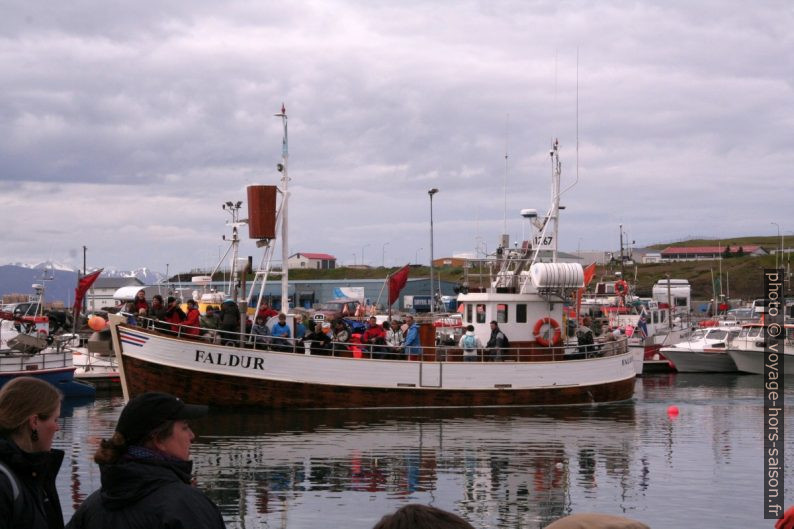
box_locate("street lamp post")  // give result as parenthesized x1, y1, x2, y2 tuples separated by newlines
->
(361, 244, 370, 267)
(428, 188, 439, 313)
(382, 242, 390, 267)
(772, 222, 781, 269)
(352, 252, 357, 266)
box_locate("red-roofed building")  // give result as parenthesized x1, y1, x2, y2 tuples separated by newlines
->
(660, 245, 767, 261)
(288, 252, 337, 270)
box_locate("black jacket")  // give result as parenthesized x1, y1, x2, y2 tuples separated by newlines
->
(0, 437, 64, 529)
(67, 457, 224, 529)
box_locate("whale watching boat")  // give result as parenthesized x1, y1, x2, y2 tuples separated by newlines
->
(109, 113, 635, 409)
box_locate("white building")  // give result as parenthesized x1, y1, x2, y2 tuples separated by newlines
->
(287, 252, 337, 270)
(88, 277, 144, 311)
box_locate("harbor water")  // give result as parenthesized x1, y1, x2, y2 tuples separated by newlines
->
(56, 373, 793, 529)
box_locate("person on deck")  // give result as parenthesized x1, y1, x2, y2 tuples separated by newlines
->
(458, 325, 483, 362)
(66, 392, 225, 529)
(403, 316, 421, 360)
(199, 306, 221, 342)
(577, 321, 595, 355)
(149, 295, 166, 320)
(0, 377, 65, 529)
(362, 316, 386, 358)
(331, 319, 351, 354)
(383, 321, 403, 358)
(300, 324, 332, 355)
(181, 300, 201, 336)
(486, 320, 509, 361)
(294, 316, 307, 340)
(270, 314, 292, 352)
(218, 300, 240, 345)
(164, 297, 186, 335)
(133, 290, 149, 315)
(250, 317, 270, 348)
(146, 294, 167, 332)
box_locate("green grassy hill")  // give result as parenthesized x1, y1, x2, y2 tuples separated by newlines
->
(175, 236, 790, 301)
(647, 236, 782, 251)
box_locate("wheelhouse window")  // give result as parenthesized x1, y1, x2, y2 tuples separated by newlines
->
(516, 304, 527, 323)
(496, 304, 508, 323)
(466, 304, 473, 323)
(476, 304, 486, 323)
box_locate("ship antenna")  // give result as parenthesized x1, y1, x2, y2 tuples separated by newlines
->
(503, 113, 509, 236)
(560, 47, 580, 197)
(275, 103, 290, 312)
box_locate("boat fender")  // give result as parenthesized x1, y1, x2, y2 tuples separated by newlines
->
(614, 280, 629, 296)
(533, 317, 562, 347)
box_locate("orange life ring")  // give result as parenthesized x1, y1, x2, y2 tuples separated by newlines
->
(533, 317, 562, 347)
(615, 280, 629, 296)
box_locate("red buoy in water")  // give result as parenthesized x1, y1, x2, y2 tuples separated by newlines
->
(667, 405, 679, 417)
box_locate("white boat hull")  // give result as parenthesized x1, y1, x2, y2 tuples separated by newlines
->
(111, 322, 636, 408)
(727, 349, 794, 375)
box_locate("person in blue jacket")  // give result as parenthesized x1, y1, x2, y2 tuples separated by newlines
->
(403, 315, 421, 360)
(270, 313, 292, 352)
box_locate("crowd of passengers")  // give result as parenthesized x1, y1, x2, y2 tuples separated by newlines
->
(122, 290, 519, 360)
(121, 290, 429, 358)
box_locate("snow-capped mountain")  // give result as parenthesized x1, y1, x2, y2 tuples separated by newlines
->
(7, 260, 77, 272)
(101, 268, 165, 285)
(1, 263, 166, 304)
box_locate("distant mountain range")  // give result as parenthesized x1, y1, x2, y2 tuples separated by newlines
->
(0, 262, 166, 303)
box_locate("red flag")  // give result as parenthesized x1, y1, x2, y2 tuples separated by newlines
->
(576, 263, 597, 324)
(583, 262, 597, 287)
(73, 269, 103, 319)
(388, 265, 410, 306)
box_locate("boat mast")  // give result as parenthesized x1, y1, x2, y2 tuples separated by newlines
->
(275, 103, 290, 313)
(550, 138, 561, 262)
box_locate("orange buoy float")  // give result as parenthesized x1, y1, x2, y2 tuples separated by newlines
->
(614, 280, 629, 296)
(88, 315, 107, 331)
(533, 317, 562, 347)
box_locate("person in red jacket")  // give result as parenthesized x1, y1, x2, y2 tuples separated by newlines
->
(133, 290, 149, 314)
(182, 300, 201, 336)
(362, 316, 386, 358)
(163, 297, 186, 334)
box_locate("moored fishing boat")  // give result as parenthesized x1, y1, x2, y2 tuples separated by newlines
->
(110, 119, 635, 408)
(0, 285, 96, 398)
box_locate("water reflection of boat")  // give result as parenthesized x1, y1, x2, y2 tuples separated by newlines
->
(185, 404, 638, 529)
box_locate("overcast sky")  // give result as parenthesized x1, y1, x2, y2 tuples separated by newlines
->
(2, 1, 792, 273)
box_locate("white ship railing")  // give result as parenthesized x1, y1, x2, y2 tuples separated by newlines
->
(122, 314, 627, 363)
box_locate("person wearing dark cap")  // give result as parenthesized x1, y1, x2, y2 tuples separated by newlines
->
(66, 392, 225, 529)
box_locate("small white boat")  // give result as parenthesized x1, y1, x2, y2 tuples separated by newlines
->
(660, 324, 742, 373)
(727, 323, 794, 374)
